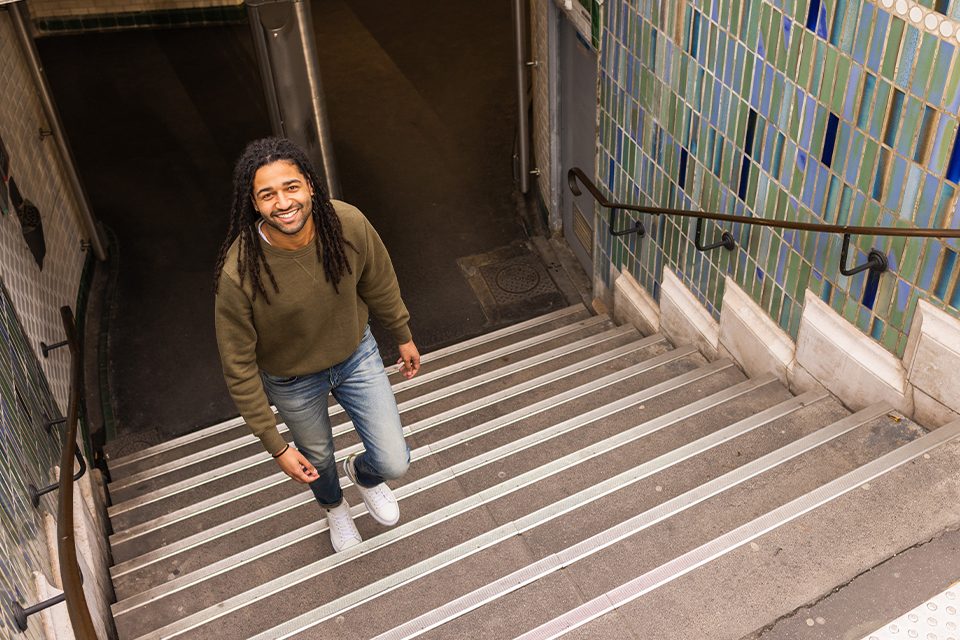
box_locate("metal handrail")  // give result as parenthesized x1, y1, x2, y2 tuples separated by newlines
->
(54, 306, 97, 637)
(569, 166, 960, 241)
(13, 306, 97, 637)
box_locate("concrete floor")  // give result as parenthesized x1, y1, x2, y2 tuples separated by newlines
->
(37, 1, 555, 450)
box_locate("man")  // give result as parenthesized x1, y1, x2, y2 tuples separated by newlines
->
(214, 137, 419, 552)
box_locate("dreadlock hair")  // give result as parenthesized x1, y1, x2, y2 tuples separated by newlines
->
(214, 137, 356, 302)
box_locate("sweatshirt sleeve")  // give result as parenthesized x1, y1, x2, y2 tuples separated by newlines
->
(214, 275, 287, 455)
(356, 217, 413, 345)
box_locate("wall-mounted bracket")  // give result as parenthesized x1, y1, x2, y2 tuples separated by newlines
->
(40, 339, 68, 358)
(694, 217, 735, 252)
(568, 168, 645, 238)
(840, 233, 887, 276)
(27, 449, 87, 508)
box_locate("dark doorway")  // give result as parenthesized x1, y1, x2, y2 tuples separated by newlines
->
(38, 1, 530, 451)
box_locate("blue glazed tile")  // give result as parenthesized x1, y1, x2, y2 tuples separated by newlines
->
(773, 132, 786, 179)
(919, 243, 942, 290)
(822, 279, 834, 303)
(690, 10, 701, 59)
(837, 183, 854, 225)
(870, 317, 885, 339)
(822, 112, 840, 167)
(830, 0, 848, 46)
(867, 11, 889, 72)
(857, 73, 877, 130)
(802, 163, 817, 207)
(873, 148, 890, 201)
(947, 126, 960, 184)
(751, 61, 763, 109)
(900, 165, 924, 221)
(885, 155, 908, 210)
(930, 115, 954, 175)
(885, 89, 905, 147)
(783, 16, 793, 48)
(844, 65, 862, 122)
(916, 172, 940, 228)
(936, 249, 958, 300)
(852, 3, 874, 65)
(896, 26, 921, 89)
(929, 41, 954, 106)
(816, 2, 829, 39)
(814, 164, 830, 213)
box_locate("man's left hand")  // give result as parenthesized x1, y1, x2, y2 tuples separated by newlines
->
(397, 340, 421, 379)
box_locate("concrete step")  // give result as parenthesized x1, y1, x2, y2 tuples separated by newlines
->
(108, 346, 715, 588)
(107, 318, 635, 502)
(106, 332, 677, 548)
(114, 375, 822, 639)
(106, 304, 593, 481)
(505, 419, 960, 640)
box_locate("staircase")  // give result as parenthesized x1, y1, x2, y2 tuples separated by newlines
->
(104, 304, 960, 639)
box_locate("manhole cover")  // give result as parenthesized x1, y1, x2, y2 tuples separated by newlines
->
(495, 264, 541, 294)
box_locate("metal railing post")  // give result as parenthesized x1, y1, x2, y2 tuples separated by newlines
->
(246, 0, 340, 199)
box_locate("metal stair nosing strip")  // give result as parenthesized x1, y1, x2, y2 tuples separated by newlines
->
(106, 335, 679, 522)
(512, 419, 960, 640)
(380, 304, 588, 376)
(112, 361, 756, 613)
(108, 344, 701, 554)
(239, 386, 852, 640)
(108, 323, 640, 492)
(107, 305, 589, 474)
(129, 372, 784, 639)
(370, 400, 891, 640)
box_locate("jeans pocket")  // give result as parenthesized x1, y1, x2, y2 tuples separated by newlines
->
(263, 372, 299, 386)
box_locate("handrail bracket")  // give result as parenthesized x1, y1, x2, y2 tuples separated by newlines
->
(694, 217, 736, 252)
(840, 233, 888, 276)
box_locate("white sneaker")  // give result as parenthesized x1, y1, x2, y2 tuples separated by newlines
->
(325, 500, 362, 552)
(344, 454, 400, 526)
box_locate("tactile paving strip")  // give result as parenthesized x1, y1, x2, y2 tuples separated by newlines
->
(862, 583, 959, 640)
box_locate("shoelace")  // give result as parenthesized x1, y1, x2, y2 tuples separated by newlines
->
(363, 485, 395, 507)
(329, 511, 358, 539)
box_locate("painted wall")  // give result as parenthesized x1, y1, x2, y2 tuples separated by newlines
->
(0, 7, 98, 636)
(591, 0, 960, 357)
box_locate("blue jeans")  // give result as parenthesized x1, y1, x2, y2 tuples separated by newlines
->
(261, 326, 410, 508)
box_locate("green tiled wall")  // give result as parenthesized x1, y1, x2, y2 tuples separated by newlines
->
(596, 0, 960, 357)
(0, 279, 67, 638)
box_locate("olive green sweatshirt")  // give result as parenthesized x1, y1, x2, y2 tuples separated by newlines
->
(215, 200, 411, 454)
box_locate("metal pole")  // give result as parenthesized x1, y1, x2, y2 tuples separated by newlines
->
(294, 0, 339, 198)
(9, 1, 107, 262)
(513, 0, 530, 194)
(246, 0, 340, 198)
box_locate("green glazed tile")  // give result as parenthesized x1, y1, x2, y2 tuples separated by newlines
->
(912, 33, 937, 97)
(798, 31, 814, 88)
(832, 57, 851, 113)
(870, 80, 892, 140)
(881, 18, 905, 81)
(822, 48, 839, 103)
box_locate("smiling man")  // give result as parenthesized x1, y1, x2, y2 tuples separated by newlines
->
(214, 137, 420, 552)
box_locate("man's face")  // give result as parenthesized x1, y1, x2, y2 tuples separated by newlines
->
(252, 160, 314, 244)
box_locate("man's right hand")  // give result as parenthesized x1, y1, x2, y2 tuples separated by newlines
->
(275, 446, 320, 483)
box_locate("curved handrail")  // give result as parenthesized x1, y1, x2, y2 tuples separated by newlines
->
(55, 306, 98, 638)
(568, 167, 960, 239)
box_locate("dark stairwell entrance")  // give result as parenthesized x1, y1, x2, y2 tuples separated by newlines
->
(38, 0, 565, 453)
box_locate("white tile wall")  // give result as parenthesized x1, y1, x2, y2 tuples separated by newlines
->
(1, 9, 87, 411)
(1, 11, 94, 636)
